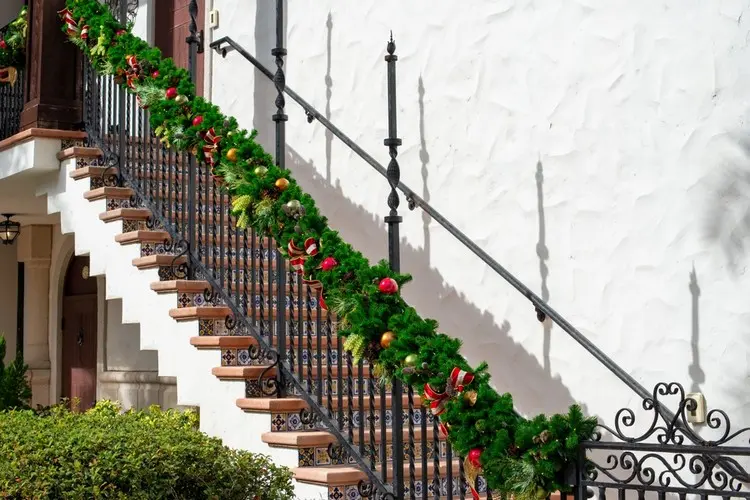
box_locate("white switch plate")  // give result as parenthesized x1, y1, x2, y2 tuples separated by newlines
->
(686, 392, 707, 424)
(209, 10, 219, 29)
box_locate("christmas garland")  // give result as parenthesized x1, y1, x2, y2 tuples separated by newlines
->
(0, 6, 27, 87)
(60, 1, 597, 497)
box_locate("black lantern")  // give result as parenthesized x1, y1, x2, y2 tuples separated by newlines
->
(0, 214, 20, 245)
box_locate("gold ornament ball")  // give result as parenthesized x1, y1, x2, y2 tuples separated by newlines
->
(463, 390, 478, 406)
(226, 148, 239, 162)
(380, 331, 396, 349)
(404, 354, 418, 367)
(286, 199, 301, 211)
(275, 178, 290, 191)
(254, 166, 268, 177)
(175, 94, 189, 105)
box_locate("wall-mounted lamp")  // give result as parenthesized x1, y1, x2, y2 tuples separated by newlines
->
(0, 214, 21, 245)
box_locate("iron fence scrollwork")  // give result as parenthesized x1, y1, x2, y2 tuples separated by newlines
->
(579, 382, 750, 499)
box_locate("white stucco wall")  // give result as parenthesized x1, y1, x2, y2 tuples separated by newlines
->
(0, 245, 18, 365)
(202, 1, 750, 429)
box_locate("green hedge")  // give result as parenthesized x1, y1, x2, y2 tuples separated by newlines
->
(0, 401, 294, 499)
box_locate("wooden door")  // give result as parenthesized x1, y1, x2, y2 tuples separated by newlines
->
(61, 256, 98, 411)
(154, 0, 205, 96)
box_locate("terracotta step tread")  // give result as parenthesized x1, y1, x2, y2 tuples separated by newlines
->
(190, 336, 256, 349)
(262, 427, 434, 448)
(153, 280, 213, 294)
(293, 460, 460, 487)
(236, 393, 410, 414)
(84, 186, 134, 201)
(100, 208, 151, 222)
(70, 165, 109, 180)
(171, 306, 231, 320)
(133, 254, 187, 269)
(115, 230, 171, 244)
(212, 364, 369, 380)
(171, 306, 330, 321)
(58, 146, 102, 161)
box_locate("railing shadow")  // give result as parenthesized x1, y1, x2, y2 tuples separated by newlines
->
(284, 143, 582, 416)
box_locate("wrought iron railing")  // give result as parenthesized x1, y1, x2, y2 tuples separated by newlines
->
(0, 22, 24, 142)
(76, 2, 750, 499)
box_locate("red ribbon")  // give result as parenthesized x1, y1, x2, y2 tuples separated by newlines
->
(423, 367, 474, 416)
(290, 257, 305, 274)
(80, 25, 89, 40)
(125, 55, 141, 89)
(304, 237, 318, 256)
(202, 127, 221, 166)
(58, 9, 80, 36)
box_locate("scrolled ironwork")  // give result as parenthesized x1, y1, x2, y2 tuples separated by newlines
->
(357, 480, 396, 500)
(581, 381, 750, 497)
(299, 407, 318, 427)
(258, 350, 281, 396)
(597, 382, 750, 447)
(106, 0, 138, 23)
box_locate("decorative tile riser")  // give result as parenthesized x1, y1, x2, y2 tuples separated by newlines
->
(197, 317, 336, 338)
(327, 476, 488, 500)
(63, 139, 86, 150)
(297, 441, 447, 467)
(267, 407, 431, 432)
(177, 292, 319, 310)
(222, 347, 355, 367)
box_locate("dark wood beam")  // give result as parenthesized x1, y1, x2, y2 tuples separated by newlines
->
(20, 0, 82, 131)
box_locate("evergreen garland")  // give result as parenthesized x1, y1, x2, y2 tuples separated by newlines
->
(60, 0, 598, 496)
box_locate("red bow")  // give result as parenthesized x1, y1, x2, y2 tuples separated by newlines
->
(304, 237, 318, 256)
(202, 127, 221, 166)
(423, 367, 474, 416)
(125, 55, 141, 89)
(80, 25, 90, 40)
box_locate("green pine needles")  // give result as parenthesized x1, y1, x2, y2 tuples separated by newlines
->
(60, 0, 598, 495)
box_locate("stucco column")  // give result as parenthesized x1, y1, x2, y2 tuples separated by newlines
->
(16, 225, 52, 408)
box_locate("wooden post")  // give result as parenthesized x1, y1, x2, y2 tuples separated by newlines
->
(20, 0, 82, 131)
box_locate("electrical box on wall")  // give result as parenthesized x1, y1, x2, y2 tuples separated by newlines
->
(209, 10, 219, 29)
(686, 393, 707, 424)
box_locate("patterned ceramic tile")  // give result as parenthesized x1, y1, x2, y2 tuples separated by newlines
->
(140, 243, 155, 257)
(271, 413, 286, 432)
(158, 265, 179, 282)
(198, 319, 213, 336)
(328, 486, 345, 500)
(298, 447, 315, 467)
(221, 349, 237, 366)
(121, 219, 141, 233)
(61, 138, 84, 149)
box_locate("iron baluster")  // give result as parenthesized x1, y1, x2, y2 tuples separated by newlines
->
(358, 358, 365, 460)
(315, 289, 323, 405)
(458, 454, 465, 499)
(184, 0, 200, 280)
(432, 416, 441, 499)
(420, 405, 428, 500)
(273, 0, 288, 398)
(369, 370, 377, 471)
(325, 311, 333, 421)
(384, 34, 405, 499)
(306, 283, 313, 397)
(346, 345, 354, 444)
(407, 385, 415, 499)
(446, 440, 454, 499)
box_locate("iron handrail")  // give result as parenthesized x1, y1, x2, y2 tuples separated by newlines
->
(209, 35, 654, 406)
(208, 37, 750, 486)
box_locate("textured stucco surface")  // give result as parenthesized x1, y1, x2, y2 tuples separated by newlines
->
(204, 1, 750, 430)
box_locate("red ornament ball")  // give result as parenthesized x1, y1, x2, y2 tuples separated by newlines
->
(0, 40, 7, 50)
(166, 87, 177, 99)
(152, 70, 159, 78)
(378, 277, 399, 294)
(192, 115, 204, 127)
(320, 257, 338, 271)
(468, 448, 482, 468)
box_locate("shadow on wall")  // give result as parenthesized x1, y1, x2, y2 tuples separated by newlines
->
(704, 136, 750, 276)
(249, 10, 583, 417)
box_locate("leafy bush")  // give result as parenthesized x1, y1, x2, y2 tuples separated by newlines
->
(0, 336, 31, 411)
(0, 401, 294, 499)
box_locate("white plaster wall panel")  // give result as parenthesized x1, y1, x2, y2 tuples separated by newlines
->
(0, 245, 18, 364)
(208, 0, 750, 427)
(105, 298, 158, 371)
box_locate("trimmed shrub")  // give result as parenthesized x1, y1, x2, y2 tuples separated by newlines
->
(0, 336, 31, 411)
(0, 401, 294, 499)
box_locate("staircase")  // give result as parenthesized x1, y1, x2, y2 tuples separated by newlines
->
(45, 140, 491, 499)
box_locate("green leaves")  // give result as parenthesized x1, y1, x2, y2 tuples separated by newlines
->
(0, 402, 294, 499)
(0, 336, 31, 411)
